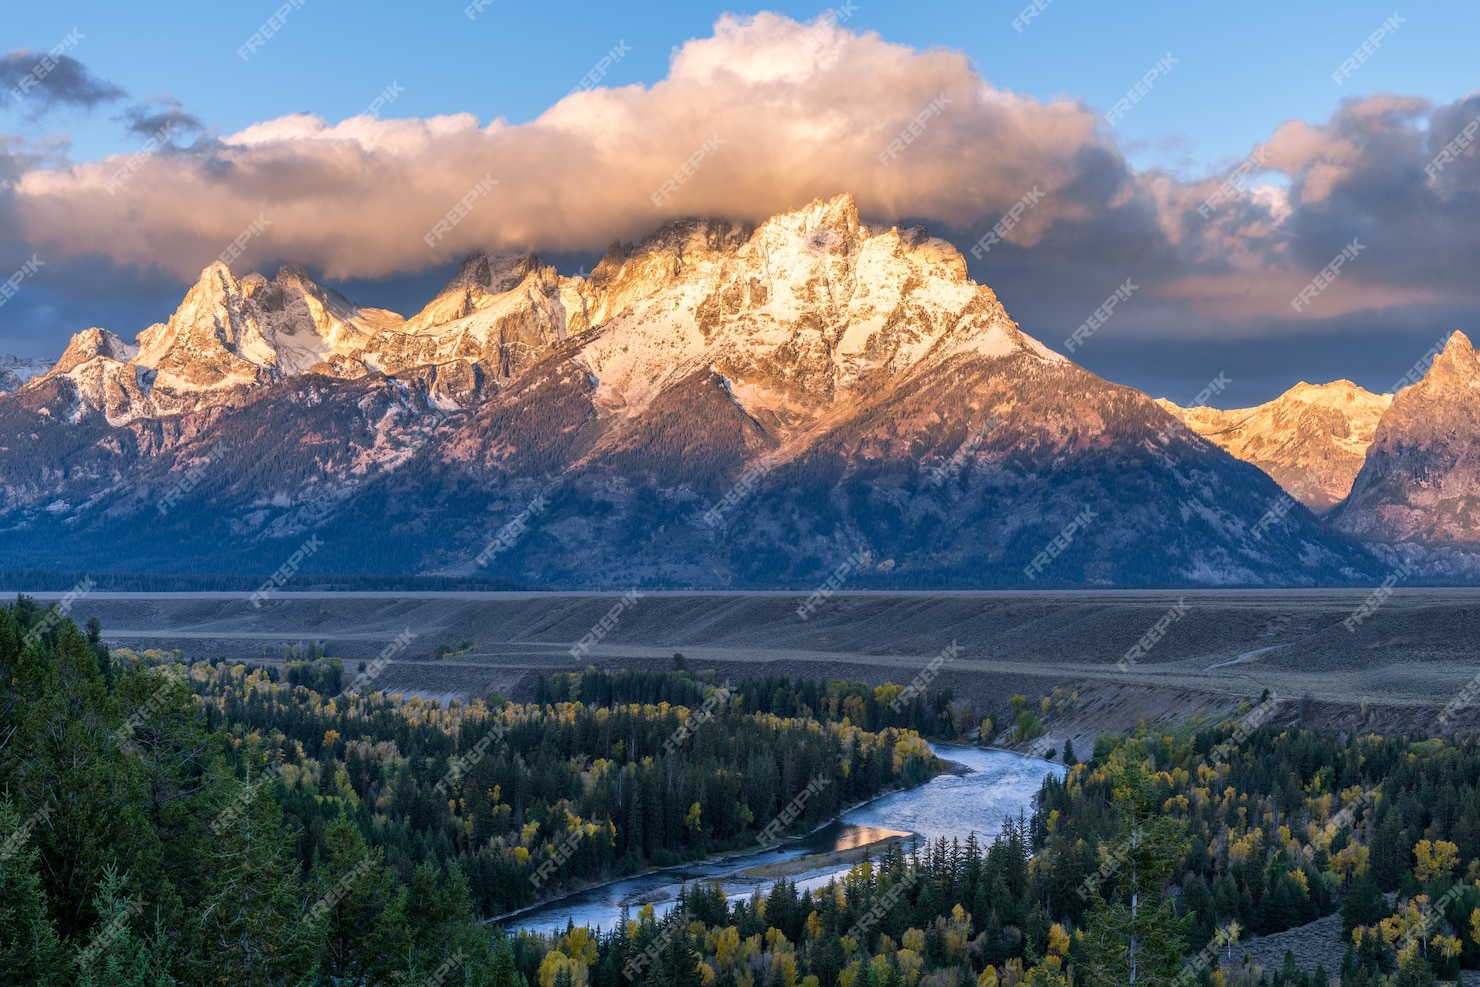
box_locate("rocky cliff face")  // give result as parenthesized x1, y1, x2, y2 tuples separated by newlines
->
(1160, 381, 1392, 514)
(0, 194, 1380, 585)
(1331, 332, 1480, 544)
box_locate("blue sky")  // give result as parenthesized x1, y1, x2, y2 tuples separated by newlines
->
(2, 1, 1479, 403)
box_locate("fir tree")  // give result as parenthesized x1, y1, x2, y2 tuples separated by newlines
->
(650, 912, 702, 987)
(307, 816, 410, 982)
(0, 799, 66, 986)
(73, 866, 177, 987)
(190, 755, 318, 986)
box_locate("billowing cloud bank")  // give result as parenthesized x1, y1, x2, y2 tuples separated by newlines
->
(8, 14, 1109, 280)
(9, 12, 1480, 328)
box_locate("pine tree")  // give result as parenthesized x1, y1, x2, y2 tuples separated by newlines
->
(189, 756, 318, 986)
(115, 661, 211, 906)
(406, 860, 486, 965)
(650, 912, 702, 987)
(1341, 872, 1389, 935)
(483, 935, 531, 987)
(1371, 812, 1410, 892)
(1278, 949, 1299, 987)
(308, 816, 411, 982)
(0, 799, 66, 986)
(625, 775, 645, 860)
(73, 866, 178, 987)
(7, 622, 162, 936)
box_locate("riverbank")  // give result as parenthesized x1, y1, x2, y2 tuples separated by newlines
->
(723, 836, 913, 886)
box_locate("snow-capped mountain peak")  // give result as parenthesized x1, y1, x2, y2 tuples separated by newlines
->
(23, 193, 1072, 430)
(575, 193, 1055, 421)
(54, 327, 138, 372)
(401, 252, 540, 333)
(132, 262, 399, 388)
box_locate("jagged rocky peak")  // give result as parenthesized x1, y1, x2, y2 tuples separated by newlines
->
(238, 265, 305, 310)
(1331, 330, 1480, 542)
(29, 326, 155, 425)
(0, 355, 51, 393)
(1285, 379, 1388, 403)
(586, 240, 627, 287)
(402, 252, 545, 332)
(115, 261, 397, 390)
(0, 353, 55, 380)
(53, 327, 137, 373)
(1380, 331, 1479, 414)
(572, 193, 1046, 419)
(257, 264, 402, 346)
(757, 192, 862, 244)
(445, 251, 536, 294)
(127, 264, 274, 389)
(632, 215, 754, 260)
(748, 193, 973, 287)
(1419, 330, 1479, 386)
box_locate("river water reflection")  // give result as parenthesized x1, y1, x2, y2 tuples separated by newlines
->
(505, 744, 1065, 935)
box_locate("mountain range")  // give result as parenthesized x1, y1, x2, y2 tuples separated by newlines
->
(2, 194, 1475, 587)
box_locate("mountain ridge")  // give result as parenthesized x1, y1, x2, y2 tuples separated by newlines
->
(0, 194, 1436, 585)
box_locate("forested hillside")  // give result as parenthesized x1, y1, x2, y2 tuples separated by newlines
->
(0, 597, 945, 985)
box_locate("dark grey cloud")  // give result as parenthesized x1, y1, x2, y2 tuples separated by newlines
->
(118, 97, 205, 141)
(1, 40, 203, 152)
(0, 46, 125, 117)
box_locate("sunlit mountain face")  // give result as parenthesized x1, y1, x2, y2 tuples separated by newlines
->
(1, 194, 1409, 587)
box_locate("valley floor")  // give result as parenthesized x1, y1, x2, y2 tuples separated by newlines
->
(17, 588, 1480, 740)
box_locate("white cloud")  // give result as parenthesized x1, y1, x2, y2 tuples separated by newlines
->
(8, 14, 1480, 334)
(13, 12, 1105, 280)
